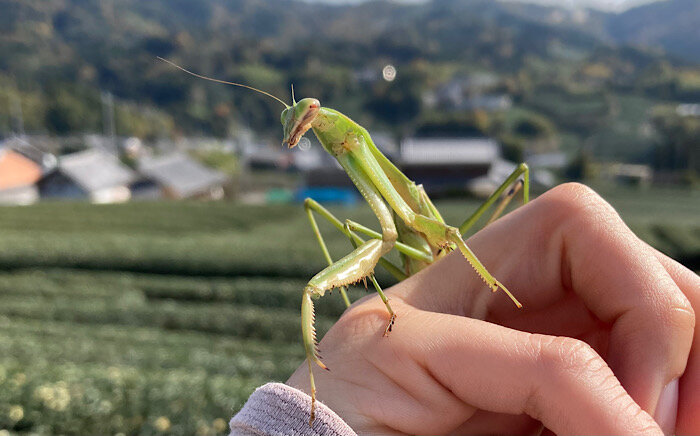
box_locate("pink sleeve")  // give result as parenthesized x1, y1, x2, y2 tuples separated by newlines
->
(229, 382, 358, 436)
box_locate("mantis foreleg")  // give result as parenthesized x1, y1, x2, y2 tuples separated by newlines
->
(344, 222, 396, 336)
(301, 157, 399, 423)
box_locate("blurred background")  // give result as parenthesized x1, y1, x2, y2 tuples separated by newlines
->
(0, 0, 698, 434)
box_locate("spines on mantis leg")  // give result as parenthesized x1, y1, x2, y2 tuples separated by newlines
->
(302, 288, 328, 371)
(449, 234, 522, 308)
(301, 288, 328, 425)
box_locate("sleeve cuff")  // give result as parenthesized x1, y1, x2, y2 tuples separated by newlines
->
(229, 382, 357, 436)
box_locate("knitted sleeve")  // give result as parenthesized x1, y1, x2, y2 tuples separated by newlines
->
(229, 383, 358, 436)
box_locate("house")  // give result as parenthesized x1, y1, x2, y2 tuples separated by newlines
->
(1, 136, 58, 171)
(39, 148, 135, 203)
(398, 137, 500, 194)
(0, 148, 43, 205)
(137, 152, 227, 200)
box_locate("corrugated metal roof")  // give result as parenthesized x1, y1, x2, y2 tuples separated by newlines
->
(139, 152, 227, 198)
(59, 148, 136, 192)
(400, 137, 499, 165)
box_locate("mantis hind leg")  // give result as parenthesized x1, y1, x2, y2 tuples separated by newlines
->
(485, 177, 524, 226)
(459, 163, 530, 234)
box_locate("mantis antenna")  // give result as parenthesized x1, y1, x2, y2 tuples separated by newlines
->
(157, 57, 290, 108)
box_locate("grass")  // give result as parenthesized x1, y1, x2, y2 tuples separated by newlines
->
(0, 185, 697, 434)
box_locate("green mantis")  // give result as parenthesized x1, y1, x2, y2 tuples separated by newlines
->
(159, 58, 530, 425)
(283, 97, 529, 423)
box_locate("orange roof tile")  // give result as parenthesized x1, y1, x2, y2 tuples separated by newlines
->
(0, 149, 42, 190)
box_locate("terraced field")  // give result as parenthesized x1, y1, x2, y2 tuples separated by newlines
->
(0, 185, 698, 435)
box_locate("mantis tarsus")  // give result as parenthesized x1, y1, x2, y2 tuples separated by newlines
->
(159, 58, 530, 425)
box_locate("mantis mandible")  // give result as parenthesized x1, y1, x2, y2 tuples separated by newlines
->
(159, 58, 530, 424)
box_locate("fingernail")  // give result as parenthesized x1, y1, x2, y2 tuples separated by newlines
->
(654, 378, 678, 435)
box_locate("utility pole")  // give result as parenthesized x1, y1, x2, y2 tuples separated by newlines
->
(101, 91, 116, 153)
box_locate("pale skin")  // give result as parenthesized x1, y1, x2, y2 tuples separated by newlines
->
(288, 183, 699, 435)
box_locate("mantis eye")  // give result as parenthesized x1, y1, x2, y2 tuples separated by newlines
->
(280, 108, 291, 124)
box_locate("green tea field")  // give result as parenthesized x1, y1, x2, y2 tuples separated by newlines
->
(0, 185, 698, 435)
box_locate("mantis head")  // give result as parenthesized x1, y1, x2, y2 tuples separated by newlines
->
(281, 98, 321, 148)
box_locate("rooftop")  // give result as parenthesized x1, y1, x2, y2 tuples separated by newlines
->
(0, 148, 43, 190)
(400, 137, 500, 165)
(139, 152, 227, 198)
(59, 148, 136, 192)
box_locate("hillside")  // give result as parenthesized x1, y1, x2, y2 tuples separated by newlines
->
(606, 0, 700, 63)
(0, 0, 693, 132)
(0, 0, 698, 176)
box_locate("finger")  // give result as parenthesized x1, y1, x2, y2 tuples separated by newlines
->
(392, 308, 662, 435)
(397, 183, 695, 419)
(654, 252, 700, 435)
(541, 184, 695, 420)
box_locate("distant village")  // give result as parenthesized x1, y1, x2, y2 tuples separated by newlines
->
(0, 135, 230, 205)
(0, 129, 581, 207)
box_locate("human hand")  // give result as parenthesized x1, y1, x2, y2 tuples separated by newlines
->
(287, 183, 698, 435)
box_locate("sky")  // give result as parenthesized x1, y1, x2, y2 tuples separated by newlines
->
(306, 0, 665, 12)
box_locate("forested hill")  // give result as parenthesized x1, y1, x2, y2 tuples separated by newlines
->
(606, 0, 700, 63)
(0, 0, 697, 138)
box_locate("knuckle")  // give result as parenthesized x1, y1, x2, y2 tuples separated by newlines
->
(665, 302, 696, 334)
(539, 183, 618, 230)
(643, 294, 696, 344)
(534, 334, 604, 378)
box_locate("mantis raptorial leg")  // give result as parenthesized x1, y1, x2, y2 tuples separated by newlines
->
(343, 221, 396, 336)
(303, 198, 404, 422)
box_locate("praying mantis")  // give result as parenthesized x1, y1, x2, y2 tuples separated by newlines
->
(159, 58, 530, 424)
